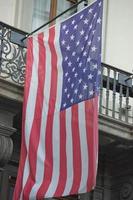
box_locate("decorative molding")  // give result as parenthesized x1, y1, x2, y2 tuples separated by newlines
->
(99, 114, 133, 141)
(0, 135, 13, 167)
(120, 179, 133, 200)
(0, 123, 16, 137)
(0, 78, 23, 102)
(0, 124, 16, 167)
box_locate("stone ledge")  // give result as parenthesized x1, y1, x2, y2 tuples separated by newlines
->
(99, 114, 133, 141)
(0, 78, 23, 102)
(0, 123, 16, 137)
(0, 123, 16, 167)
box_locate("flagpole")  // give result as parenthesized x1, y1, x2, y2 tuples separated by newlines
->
(21, 0, 87, 42)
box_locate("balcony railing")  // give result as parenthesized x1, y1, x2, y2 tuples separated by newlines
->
(0, 22, 27, 85)
(0, 22, 133, 124)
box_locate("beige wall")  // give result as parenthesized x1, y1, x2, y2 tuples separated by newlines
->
(0, 0, 16, 25)
(103, 0, 133, 73)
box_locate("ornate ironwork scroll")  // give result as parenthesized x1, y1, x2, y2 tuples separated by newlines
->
(0, 23, 26, 85)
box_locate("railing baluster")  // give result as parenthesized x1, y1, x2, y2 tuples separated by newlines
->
(99, 65, 104, 114)
(125, 87, 129, 123)
(119, 84, 123, 120)
(0, 25, 4, 71)
(112, 70, 116, 118)
(106, 68, 110, 116)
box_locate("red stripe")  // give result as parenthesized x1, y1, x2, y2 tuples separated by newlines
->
(70, 104, 82, 194)
(54, 110, 67, 196)
(22, 33, 46, 199)
(37, 27, 58, 198)
(13, 38, 33, 200)
(85, 97, 98, 191)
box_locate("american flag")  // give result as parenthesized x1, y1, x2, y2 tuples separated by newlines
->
(13, 0, 103, 199)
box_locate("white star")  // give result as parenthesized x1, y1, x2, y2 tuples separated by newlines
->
(64, 56, 68, 61)
(74, 24, 78, 30)
(72, 20, 75, 25)
(72, 67, 75, 72)
(65, 29, 69, 34)
(79, 62, 82, 67)
(63, 103, 66, 107)
(89, 90, 94, 96)
(74, 89, 78, 94)
(83, 51, 87, 56)
(71, 83, 74, 88)
(80, 14, 84, 19)
(98, 36, 101, 41)
(65, 72, 68, 77)
(85, 35, 88, 41)
(68, 61, 72, 67)
(91, 46, 97, 52)
(92, 30, 96, 35)
(87, 56, 91, 62)
(87, 40, 91, 46)
(72, 51, 76, 56)
(62, 24, 67, 30)
(67, 94, 70, 98)
(92, 64, 98, 69)
(81, 46, 84, 51)
(78, 79, 82, 83)
(66, 45, 70, 51)
(79, 94, 83, 99)
(77, 57, 80, 62)
(80, 29, 85, 36)
(70, 34, 75, 40)
(83, 84, 88, 90)
(88, 74, 93, 79)
(93, 64, 98, 69)
(97, 17, 101, 24)
(61, 40, 66, 45)
(89, 24, 92, 30)
(71, 98, 74, 103)
(64, 88, 67, 93)
(76, 40, 80, 46)
(94, 13, 97, 18)
(83, 68, 87, 73)
(68, 77, 71, 82)
(74, 73, 78, 77)
(88, 8, 93, 13)
(99, 2, 102, 7)
(84, 18, 89, 24)
(98, 70, 101, 75)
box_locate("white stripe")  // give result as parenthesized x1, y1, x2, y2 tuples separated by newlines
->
(78, 102, 88, 193)
(45, 113, 60, 197)
(45, 24, 63, 197)
(63, 108, 73, 196)
(20, 36, 39, 198)
(29, 30, 52, 199)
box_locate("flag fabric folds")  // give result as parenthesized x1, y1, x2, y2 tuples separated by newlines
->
(13, 0, 103, 199)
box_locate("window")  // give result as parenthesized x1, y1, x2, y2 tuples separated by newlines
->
(32, 0, 77, 31)
(32, 0, 51, 31)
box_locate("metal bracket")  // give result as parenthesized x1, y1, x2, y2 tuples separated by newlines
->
(11, 30, 27, 48)
(118, 73, 133, 87)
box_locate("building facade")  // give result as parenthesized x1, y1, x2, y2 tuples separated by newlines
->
(0, 0, 133, 199)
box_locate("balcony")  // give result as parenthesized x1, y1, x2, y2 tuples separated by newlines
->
(0, 20, 133, 200)
(0, 21, 133, 140)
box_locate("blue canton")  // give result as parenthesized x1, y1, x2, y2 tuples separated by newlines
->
(60, 0, 103, 110)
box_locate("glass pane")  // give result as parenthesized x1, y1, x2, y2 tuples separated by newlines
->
(32, 0, 51, 31)
(56, 0, 77, 22)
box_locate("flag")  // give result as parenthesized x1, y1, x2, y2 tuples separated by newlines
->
(13, 0, 103, 199)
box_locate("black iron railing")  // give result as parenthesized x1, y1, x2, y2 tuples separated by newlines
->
(0, 22, 133, 124)
(100, 63, 133, 124)
(0, 22, 27, 85)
